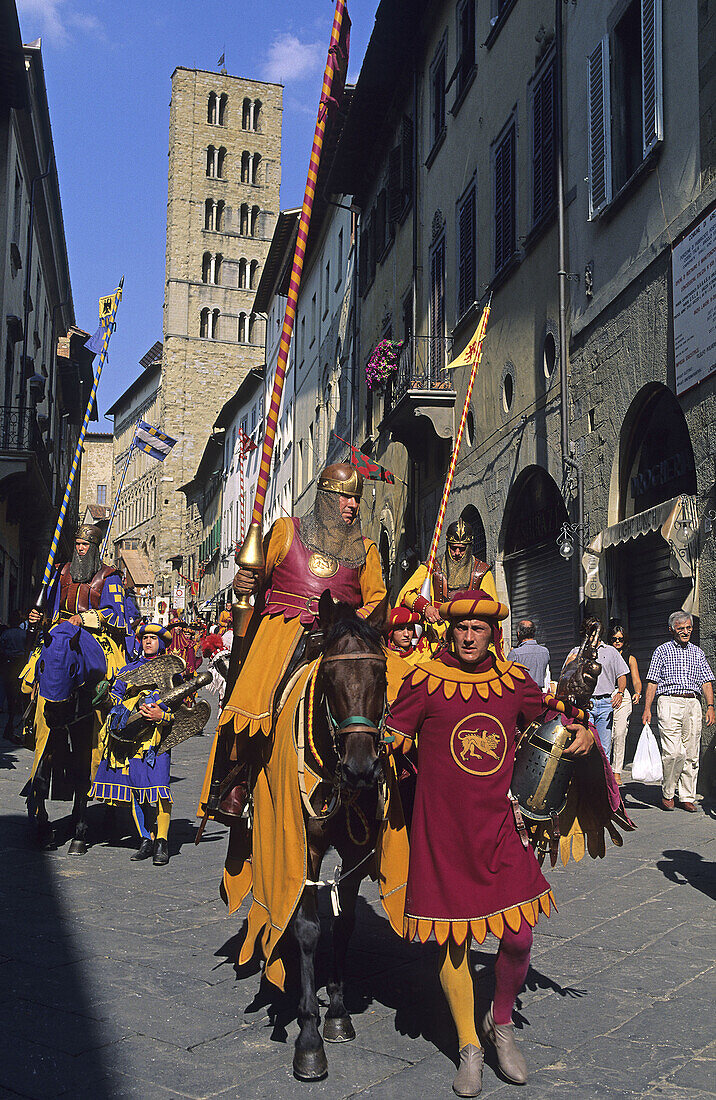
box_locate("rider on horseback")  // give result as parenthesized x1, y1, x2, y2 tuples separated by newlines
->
(199, 463, 387, 839)
(21, 524, 131, 849)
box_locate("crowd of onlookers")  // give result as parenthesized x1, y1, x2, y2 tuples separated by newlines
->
(507, 610, 714, 812)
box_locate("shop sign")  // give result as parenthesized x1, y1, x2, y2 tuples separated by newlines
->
(672, 205, 716, 395)
(630, 452, 688, 499)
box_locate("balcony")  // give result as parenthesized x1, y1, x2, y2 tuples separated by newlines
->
(380, 336, 456, 449)
(0, 406, 53, 500)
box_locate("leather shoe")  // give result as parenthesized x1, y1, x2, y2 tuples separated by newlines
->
(680, 801, 698, 813)
(480, 1005, 528, 1084)
(153, 838, 169, 865)
(131, 838, 153, 861)
(452, 1044, 483, 1097)
(661, 797, 675, 811)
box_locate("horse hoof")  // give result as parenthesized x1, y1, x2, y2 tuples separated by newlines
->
(293, 1048, 328, 1081)
(68, 838, 87, 855)
(323, 1016, 356, 1043)
(39, 833, 57, 852)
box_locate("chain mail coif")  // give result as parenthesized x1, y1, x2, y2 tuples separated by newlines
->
(442, 548, 475, 592)
(299, 490, 366, 569)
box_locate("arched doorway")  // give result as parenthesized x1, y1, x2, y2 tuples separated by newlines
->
(460, 504, 487, 563)
(502, 467, 574, 671)
(612, 385, 697, 670)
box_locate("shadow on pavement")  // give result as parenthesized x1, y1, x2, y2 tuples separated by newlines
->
(656, 849, 716, 900)
(0, 806, 114, 1099)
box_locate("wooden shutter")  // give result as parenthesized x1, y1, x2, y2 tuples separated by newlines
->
(532, 60, 556, 227)
(401, 115, 413, 199)
(494, 124, 515, 273)
(388, 145, 402, 221)
(587, 36, 612, 219)
(430, 238, 446, 375)
(457, 186, 476, 319)
(641, 0, 663, 156)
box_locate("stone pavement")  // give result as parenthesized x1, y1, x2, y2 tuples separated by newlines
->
(1, 695, 714, 1100)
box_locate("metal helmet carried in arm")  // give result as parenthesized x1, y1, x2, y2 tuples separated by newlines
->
(76, 524, 103, 546)
(317, 463, 364, 499)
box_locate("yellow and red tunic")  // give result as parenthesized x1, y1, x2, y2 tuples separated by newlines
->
(386, 651, 556, 946)
(218, 516, 387, 740)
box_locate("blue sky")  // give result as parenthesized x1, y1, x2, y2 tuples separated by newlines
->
(15, 0, 372, 420)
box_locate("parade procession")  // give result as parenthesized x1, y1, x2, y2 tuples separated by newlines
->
(1, 1, 715, 1098)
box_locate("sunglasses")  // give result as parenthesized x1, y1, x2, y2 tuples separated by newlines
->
(611, 636, 624, 642)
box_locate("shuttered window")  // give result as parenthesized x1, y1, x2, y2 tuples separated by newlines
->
(457, 184, 476, 320)
(641, 0, 663, 156)
(430, 45, 447, 148)
(532, 58, 556, 228)
(430, 236, 446, 375)
(587, 36, 612, 219)
(494, 122, 516, 275)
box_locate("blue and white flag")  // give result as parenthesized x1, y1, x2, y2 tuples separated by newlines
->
(134, 421, 177, 461)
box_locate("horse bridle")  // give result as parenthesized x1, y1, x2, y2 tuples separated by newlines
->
(320, 650, 391, 746)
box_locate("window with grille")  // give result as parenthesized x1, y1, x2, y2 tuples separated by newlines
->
(532, 56, 556, 229)
(97, 484, 107, 505)
(587, 0, 663, 218)
(493, 121, 516, 275)
(457, 183, 476, 320)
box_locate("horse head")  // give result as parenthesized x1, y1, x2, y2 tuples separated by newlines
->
(316, 591, 387, 790)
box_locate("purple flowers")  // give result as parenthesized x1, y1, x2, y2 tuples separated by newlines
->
(365, 339, 403, 390)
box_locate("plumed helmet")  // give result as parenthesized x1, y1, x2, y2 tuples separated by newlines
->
(76, 524, 103, 546)
(446, 517, 472, 547)
(317, 463, 364, 499)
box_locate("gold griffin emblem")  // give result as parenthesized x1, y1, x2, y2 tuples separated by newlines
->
(308, 551, 339, 578)
(459, 728, 501, 761)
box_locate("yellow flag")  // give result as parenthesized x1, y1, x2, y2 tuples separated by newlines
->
(446, 309, 487, 370)
(99, 294, 114, 322)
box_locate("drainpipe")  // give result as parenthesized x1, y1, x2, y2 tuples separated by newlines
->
(556, 0, 584, 607)
(21, 154, 52, 408)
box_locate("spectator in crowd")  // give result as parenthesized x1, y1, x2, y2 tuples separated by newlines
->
(217, 601, 232, 634)
(0, 610, 27, 742)
(642, 611, 714, 812)
(507, 619, 551, 690)
(607, 620, 642, 785)
(564, 616, 628, 758)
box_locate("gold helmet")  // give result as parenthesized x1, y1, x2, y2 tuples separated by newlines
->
(317, 463, 364, 499)
(76, 524, 103, 546)
(446, 517, 472, 547)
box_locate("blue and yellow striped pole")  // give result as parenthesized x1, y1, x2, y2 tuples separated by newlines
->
(40, 279, 123, 595)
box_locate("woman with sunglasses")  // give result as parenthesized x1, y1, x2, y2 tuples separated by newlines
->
(608, 620, 643, 784)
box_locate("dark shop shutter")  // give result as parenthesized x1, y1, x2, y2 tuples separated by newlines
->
(623, 532, 693, 678)
(506, 542, 575, 675)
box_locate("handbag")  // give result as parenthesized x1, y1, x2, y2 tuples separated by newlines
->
(631, 723, 663, 784)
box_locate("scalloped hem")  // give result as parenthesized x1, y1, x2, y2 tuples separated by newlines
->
(91, 782, 172, 805)
(403, 889, 556, 944)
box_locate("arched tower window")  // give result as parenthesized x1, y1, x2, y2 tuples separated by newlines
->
(204, 198, 215, 230)
(250, 206, 260, 236)
(241, 151, 251, 184)
(253, 99, 262, 131)
(238, 258, 248, 289)
(238, 312, 248, 343)
(249, 312, 258, 344)
(240, 203, 249, 235)
(201, 252, 212, 283)
(211, 309, 220, 339)
(206, 146, 216, 177)
(218, 93, 227, 125)
(216, 147, 226, 179)
(200, 308, 210, 338)
(214, 253, 223, 285)
(215, 200, 224, 230)
(249, 259, 260, 289)
(207, 92, 217, 125)
(251, 153, 261, 185)
(242, 97, 251, 130)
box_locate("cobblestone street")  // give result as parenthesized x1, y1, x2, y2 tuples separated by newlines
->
(1, 697, 715, 1100)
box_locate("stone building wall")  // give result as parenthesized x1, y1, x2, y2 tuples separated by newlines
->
(79, 433, 113, 514)
(160, 68, 282, 585)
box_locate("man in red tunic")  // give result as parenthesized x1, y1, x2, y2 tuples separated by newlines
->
(385, 590, 595, 1096)
(384, 606, 420, 658)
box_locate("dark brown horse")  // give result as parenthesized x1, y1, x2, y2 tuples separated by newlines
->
(289, 592, 388, 1081)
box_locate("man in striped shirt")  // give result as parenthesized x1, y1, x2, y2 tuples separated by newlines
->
(642, 612, 715, 812)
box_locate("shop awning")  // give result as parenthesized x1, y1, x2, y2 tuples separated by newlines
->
(583, 495, 698, 600)
(120, 548, 154, 588)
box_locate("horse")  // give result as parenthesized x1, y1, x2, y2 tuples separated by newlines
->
(288, 593, 391, 1081)
(24, 622, 116, 854)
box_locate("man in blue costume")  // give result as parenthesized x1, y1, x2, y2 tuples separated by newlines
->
(91, 623, 175, 865)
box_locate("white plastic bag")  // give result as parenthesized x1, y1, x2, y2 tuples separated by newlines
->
(631, 724, 663, 784)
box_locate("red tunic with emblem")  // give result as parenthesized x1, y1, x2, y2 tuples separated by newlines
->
(386, 650, 556, 944)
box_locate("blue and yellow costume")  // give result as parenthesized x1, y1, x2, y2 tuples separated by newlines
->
(91, 623, 174, 862)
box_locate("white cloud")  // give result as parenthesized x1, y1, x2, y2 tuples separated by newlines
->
(16, 0, 103, 46)
(262, 33, 324, 84)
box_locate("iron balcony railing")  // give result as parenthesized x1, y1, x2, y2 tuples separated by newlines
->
(383, 335, 455, 416)
(0, 405, 52, 490)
